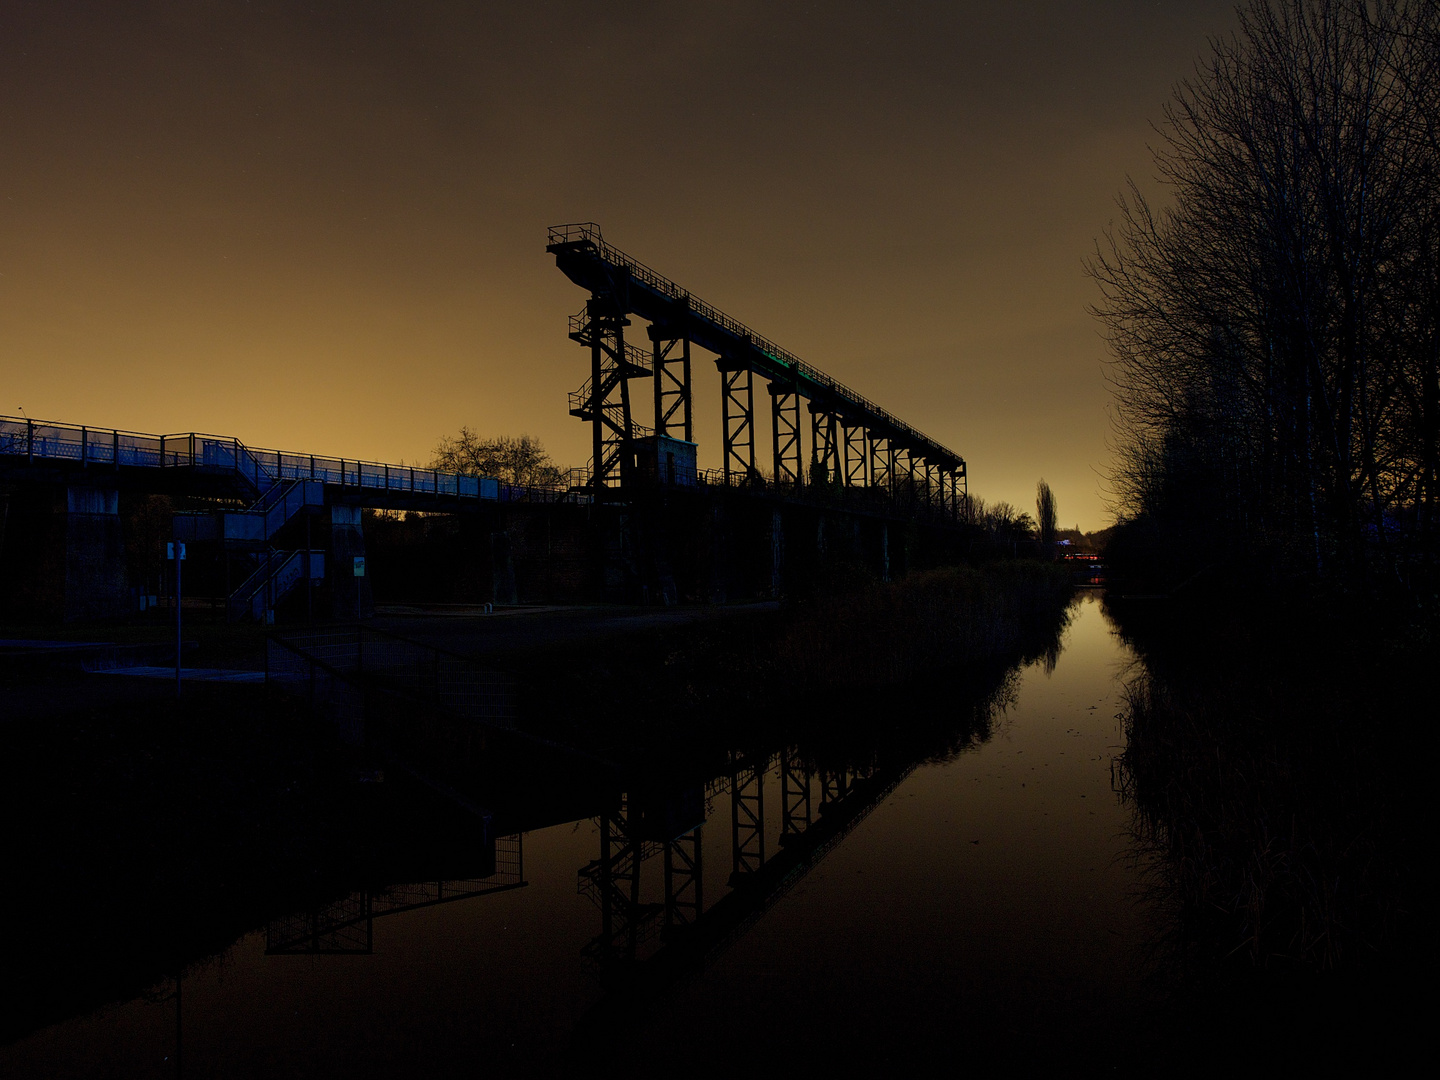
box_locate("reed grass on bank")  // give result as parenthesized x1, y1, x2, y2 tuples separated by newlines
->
(776, 562, 1075, 689)
(508, 560, 1076, 771)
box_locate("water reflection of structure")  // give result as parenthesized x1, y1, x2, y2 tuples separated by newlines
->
(265, 834, 526, 955)
(578, 749, 912, 984)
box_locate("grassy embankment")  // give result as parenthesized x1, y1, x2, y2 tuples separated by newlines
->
(510, 560, 1075, 769)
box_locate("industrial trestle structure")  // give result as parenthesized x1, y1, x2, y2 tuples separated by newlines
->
(547, 224, 968, 519)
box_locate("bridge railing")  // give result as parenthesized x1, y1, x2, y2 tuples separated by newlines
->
(0, 414, 503, 503)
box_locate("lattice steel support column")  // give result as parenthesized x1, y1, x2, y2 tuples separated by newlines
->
(809, 406, 840, 485)
(898, 448, 917, 507)
(569, 296, 643, 489)
(769, 382, 802, 487)
(649, 326, 692, 442)
(721, 362, 757, 484)
(870, 436, 893, 498)
(843, 422, 869, 487)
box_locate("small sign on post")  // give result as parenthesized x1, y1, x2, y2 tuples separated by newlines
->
(352, 556, 365, 622)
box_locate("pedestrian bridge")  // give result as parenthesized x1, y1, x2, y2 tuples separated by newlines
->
(0, 415, 506, 507)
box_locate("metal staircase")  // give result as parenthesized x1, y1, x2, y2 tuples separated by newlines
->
(228, 547, 325, 622)
(173, 478, 327, 621)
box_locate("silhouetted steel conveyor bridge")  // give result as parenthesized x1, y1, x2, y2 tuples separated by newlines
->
(548, 223, 968, 518)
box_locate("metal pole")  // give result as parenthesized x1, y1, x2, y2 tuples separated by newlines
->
(175, 549, 183, 697)
(306, 513, 313, 624)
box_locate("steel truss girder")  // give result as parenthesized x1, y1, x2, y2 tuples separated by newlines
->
(721, 363, 757, 483)
(769, 383, 802, 486)
(843, 422, 869, 487)
(729, 754, 766, 882)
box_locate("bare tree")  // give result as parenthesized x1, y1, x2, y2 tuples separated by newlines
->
(1089, 0, 1439, 578)
(432, 429, 567, 489)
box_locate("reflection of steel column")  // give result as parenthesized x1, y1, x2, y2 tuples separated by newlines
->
(594, 800, 642, 964)
(599, 808, 615, 947)
(602, 807, 635, 958)
(780, 747, 811, 843)
(820, 767, 852, 808)
(729, 755, 766, 881)
(663, 826, 703, 931)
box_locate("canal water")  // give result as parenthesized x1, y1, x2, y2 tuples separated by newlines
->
(2, 592, 1157, 1076)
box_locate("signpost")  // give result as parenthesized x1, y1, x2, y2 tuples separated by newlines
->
(167, 542, 185, 695)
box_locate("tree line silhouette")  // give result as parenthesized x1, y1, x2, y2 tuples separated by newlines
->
(1090, 0, 1440, 593)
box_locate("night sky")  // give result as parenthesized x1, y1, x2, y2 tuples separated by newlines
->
(2, 1, 1240, 531)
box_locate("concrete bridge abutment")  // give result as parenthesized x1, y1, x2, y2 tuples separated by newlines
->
(0, 481, 129, 622)
(328, 505, 373, 620)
